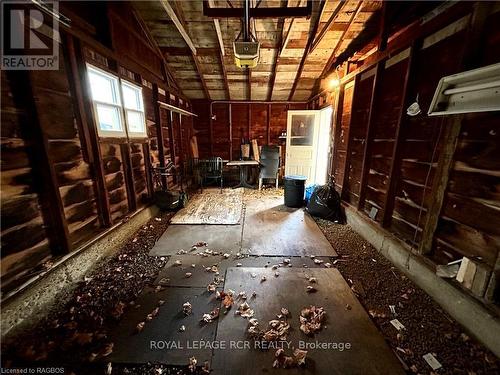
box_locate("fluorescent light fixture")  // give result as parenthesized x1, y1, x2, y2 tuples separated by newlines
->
(428, 62, 500, 116)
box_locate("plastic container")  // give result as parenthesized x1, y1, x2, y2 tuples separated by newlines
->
(283, 175, 307, 208)
(304, 184, 319, 203)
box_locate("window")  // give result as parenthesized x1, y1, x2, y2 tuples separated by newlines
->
(121, 81, 147, 137)
(87, 65, 147, 138)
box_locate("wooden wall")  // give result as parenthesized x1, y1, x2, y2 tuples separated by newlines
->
(191, 100, 307, 163)
(312, 3, 500, 303)
(0, 3, 193, 296)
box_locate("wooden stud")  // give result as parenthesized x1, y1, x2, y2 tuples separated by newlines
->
(340, 77, 358, 199)
(229, 103, 233, 159)
(153, 84, 167, 189)
(330, 83, 344, 187)
(143, 143, 154, 197)
(120, 143, 137, 212)
(418, 1, 492, 254)
(357, 61, 384, 210)
(382, 43, 419, 227)
(267, 103, 271, 145)
(8, 70, 71, 254)
(418, 117, 462, 254)
(70, 36, 112, 228)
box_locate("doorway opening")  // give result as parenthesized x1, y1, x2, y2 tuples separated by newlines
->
(285, 106, 332, 185)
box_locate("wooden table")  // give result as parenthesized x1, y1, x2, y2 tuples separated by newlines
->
(226, 160, 260, 189)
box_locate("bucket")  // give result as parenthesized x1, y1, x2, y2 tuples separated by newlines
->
(283, 175, 307, 208)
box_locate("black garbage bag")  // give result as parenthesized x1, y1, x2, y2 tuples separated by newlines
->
(306, 184, 345, 223)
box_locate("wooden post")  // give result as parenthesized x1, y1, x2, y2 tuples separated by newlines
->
(418, 117, 462, 254)
(357, 62, 384, 210)
(331, 83, 344, 187)
(418, 2, 491, 254)
(121, 142, 137, 212)
(152, 83, 167, 189)
(340, 76, 358, 199)
(267, 103, 271, 145)
(143, 143, 154, 197)
(382, 43, 419, 227)
(69, 36, 112, 227)
(248, 103, 252, 141)
(209, 103, 214, 157)
(8, 69, 71, 255)
(229, 103, 233, 159)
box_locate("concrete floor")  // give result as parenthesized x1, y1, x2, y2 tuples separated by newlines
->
(108, 192, 403, 374)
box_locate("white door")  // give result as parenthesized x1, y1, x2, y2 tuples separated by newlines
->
(285, 110, 320, 183)
(315, 106, 333, 185)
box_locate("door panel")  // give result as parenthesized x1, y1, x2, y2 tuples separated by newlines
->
(285, 110, 320, 183)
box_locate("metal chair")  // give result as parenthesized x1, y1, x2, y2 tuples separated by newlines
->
(258, 146, 280, 190)
(200, 157, 223, 193)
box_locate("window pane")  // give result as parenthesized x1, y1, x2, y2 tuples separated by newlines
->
(290, 114, 314, 146)
(96, 104, 123, 132)
(122, 83, 142, 110)
(88, 68, 119, 105)
(126, 110, 145, 135)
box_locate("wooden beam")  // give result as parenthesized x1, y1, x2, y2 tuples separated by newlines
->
(325, 1, 473, 82)
(331, 82, 344, 187)
(142, 143, 154, 197)
(418, 117, 461, 254)
(357, 61, 384, 211)
(229, 103, 233, 159)
(153, 84, 168, 189)
(320, 1, 363, 78)
(203, 0, 312, 18)
(267, 103, 271, 145)
(418, 1, 492, 254)
(8, 69, 71, 254)
(382, 43, 418, 227)
(208, 0, 229, 99)
(340, 76, 358, 198)
(247, 67, 252, 101)
(160, 0, 197, 55)
(310, 1, 344, 53)
(288, 0, 327, 101)
(132, 6, 181, 91)
(377, 1, 389, 52)
(192, 54, 211, 100)
(268, 0, 287, 101)
(68, 36, 112, 228)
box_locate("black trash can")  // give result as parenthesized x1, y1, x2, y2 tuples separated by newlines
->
(283, 175, 307, 208)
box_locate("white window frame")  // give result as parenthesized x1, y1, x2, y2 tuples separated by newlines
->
(120, 80, 147, 138)
(86, 64, 126, 138)
(86, 64, 147, 139)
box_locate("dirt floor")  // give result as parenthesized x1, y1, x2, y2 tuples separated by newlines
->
(315, 218, 500, 375)
(2, 189, 499, 374)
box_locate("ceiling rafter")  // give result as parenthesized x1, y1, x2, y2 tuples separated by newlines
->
(160, 0, 197, 55)
(287, 0, 327, 101)
(131, 6, 181, 91)
(160, 0, 212, 100)
(268, 0, 288, 101)
(309, 0, 345, 53)
(320, 1, 363, 78)
(209, 0, 230, 99)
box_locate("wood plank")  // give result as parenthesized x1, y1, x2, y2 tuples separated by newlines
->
(382, 43, 418, 227)
(357, 62, 384, 210)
